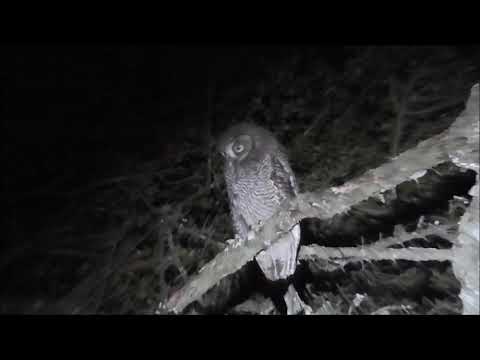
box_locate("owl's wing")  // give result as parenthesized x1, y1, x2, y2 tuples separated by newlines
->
(270, 153, 299, 198)
(256, 153, 300, 281)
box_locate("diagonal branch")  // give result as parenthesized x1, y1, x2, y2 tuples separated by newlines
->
(405, 97, 465, 116)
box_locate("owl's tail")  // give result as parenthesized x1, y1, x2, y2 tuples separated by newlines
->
(255, 223, 301, 281)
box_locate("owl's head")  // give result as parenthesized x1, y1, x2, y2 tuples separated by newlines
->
(216, 123, 281, 163)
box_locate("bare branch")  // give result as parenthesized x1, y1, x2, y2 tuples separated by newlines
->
(405, 98, 465, 116)
(299, 244, 453, 263)
(388, 61, 432, 157)
(166, 231, 188, 282)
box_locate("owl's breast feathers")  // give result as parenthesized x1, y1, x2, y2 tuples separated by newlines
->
(226, 152, 297, 239)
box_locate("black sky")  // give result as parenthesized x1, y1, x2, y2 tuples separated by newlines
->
(2, 45, 353, 188)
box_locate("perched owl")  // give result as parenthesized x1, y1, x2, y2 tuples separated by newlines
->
(217, 122, 310, 314)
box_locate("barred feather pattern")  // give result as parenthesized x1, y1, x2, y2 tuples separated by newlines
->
(225, 151, 300, 280)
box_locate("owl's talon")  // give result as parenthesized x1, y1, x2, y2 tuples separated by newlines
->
(227, 236, 246, 249)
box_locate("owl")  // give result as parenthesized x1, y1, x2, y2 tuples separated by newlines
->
(217, 122, 310, 314)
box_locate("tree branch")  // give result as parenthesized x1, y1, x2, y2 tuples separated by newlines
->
(405, 98, 465, 116)
(451, 173, 479, 314)
(299, 244, 453, 264)
(297, 221, 458, 271)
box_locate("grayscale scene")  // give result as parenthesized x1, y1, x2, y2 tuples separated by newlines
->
(2, 45, 479, 315)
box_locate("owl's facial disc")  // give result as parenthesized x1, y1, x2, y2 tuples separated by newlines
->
(226, 134, 253, 161)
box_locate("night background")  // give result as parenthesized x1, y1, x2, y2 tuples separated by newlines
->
(1, 44, 479, 314)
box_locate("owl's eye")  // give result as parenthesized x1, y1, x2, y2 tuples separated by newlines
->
(233, 143, 244, 153)
(225, 135, 252, 159)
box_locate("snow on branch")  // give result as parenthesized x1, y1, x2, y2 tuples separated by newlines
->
(162, 84, 479, 314)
